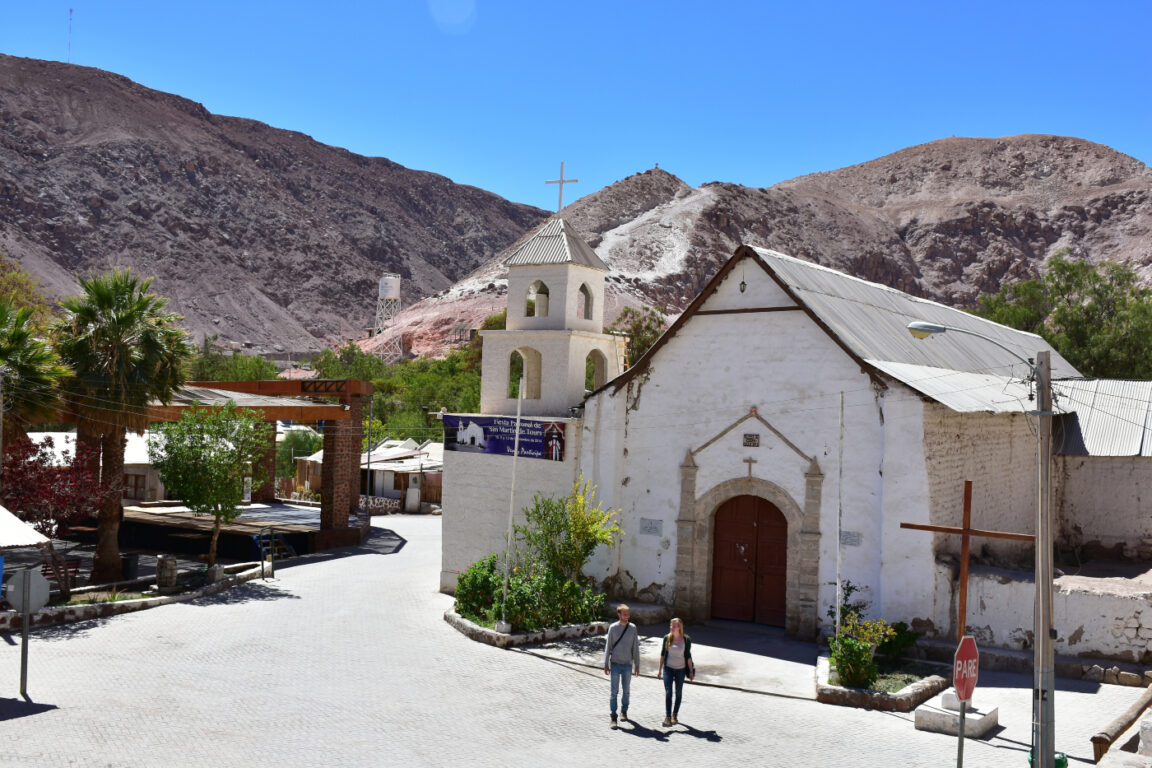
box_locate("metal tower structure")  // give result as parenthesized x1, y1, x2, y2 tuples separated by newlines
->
(373, 273, 403, 362)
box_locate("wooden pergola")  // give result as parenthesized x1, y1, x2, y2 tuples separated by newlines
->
(146, 379, 373, 547)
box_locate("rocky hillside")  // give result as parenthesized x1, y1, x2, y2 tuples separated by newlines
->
(374, 136, 1151, 358)
(3, 55, 1148, 361)
(0, 54, 548, 353)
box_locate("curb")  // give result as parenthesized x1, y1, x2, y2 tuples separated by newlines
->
(0, 562, 270, 631)
(443, 610, 610, 648)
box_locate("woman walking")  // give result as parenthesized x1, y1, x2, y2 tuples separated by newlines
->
(656, 617, 694, 726)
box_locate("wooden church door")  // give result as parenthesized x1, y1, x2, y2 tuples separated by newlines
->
(711, 495, 787, 625)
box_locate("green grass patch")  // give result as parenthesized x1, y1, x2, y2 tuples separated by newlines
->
(871, 661, 940, 693)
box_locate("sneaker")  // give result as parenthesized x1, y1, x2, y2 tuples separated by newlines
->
(672, 713, 678, 724)
(662, 717, 673, 727)
(621, 711, 628, 722)
(610, 715, 618, 729)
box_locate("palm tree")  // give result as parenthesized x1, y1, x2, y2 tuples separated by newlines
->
(52, 270, 192, 583)
(0, 299, 70, 452)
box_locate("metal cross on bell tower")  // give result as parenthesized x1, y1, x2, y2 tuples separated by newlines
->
(546, 162, 579, 212)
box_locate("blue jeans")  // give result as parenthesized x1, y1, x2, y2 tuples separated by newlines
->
(663, 666, 687, 716)
(610, 663, 633, 715)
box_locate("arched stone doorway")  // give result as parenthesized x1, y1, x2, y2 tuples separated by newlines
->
(711, 495, 787, 625)
(675, 465, 823, 638)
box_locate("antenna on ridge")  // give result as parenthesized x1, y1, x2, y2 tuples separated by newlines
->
(68, 8, 73, 63)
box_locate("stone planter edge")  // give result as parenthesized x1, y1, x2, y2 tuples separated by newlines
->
(815, 654, 951, 712)
(444, 610, 610, 648)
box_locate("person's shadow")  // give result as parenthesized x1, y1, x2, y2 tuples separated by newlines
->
(618, 719, 721, 743)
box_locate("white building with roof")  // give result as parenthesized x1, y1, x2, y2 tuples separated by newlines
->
(442, 225, 1152, 659)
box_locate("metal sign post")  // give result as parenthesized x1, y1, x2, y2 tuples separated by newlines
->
(954, 635, 980, 768)
(8, 567, 50, 698)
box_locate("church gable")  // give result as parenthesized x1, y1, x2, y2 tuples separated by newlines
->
(691, 407, 814, 488)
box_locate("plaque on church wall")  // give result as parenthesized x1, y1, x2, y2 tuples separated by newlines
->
(840, 530, 862, 547)
(640, 518, 662, 536)
(743, 434, 760, 447)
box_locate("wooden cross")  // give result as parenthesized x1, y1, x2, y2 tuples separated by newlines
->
(743, 456, 757, 478)
(546, 162, 579, 212)
(900, 480, 1034, 642)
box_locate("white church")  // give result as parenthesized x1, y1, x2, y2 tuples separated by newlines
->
(441, 217, 1152, 660)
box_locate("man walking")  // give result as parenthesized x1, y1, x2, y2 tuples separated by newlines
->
(603, 604, 640, 729)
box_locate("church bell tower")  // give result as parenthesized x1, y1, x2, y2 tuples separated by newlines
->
(479, 217, 624, 417)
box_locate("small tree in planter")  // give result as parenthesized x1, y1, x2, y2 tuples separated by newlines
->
(148, 402, 272, 566)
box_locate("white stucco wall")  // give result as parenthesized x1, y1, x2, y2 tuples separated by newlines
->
(439, 439, 577, 592)
(1057, 456, 1152, 554)
(579, 258, 915, 620)
(953, 566, 1152, 662)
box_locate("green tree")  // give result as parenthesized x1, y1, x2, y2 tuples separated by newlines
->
(607, 305, 668, 365)
(313, 341, 389, 381)
(514, 476, 623, 582)
(187, 335, 279, 381)
(976, 252, 1152, 378)
(148, 402, 273, 566)
(277, 428, 322, 478)
(0, 299, 70, 448)
(0, 252, 54, 326)
(52, 269, 193, 582)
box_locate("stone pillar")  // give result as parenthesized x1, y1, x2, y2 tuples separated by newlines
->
(675, 451, 699, 621)
(251, 438, 277, 503)
(346, 394, 364, 512)
(321, 419, 352, 529)
(792, 458, 824, 639)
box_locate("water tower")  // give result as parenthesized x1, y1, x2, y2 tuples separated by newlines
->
(373, 273, 403, 362)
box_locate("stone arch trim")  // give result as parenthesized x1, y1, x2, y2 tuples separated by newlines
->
(675, 468, 823, 638)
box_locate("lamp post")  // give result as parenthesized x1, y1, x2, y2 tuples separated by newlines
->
(906, 321, 1056, 767)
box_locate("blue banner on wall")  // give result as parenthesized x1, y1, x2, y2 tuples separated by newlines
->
(443, 415, 566, 461)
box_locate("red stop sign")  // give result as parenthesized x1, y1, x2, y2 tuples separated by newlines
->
(954, 635, 979, 701)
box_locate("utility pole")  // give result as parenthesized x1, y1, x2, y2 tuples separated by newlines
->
(1034, 350, 1056, 766)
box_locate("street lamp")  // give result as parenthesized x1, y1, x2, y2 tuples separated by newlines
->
(906, 320, 1057, 767)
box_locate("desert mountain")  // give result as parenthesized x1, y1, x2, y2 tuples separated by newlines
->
(374, 135, 1151, 358)
(0, 54, 548, 354)
(2, 56, 1149, 361)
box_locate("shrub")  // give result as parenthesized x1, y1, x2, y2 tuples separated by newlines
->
(829, 613, 895, 689)
(491, 562, 606, 632)
(877, 621, 921, 666)
(514, 477, 622, 582)
(454, 554, 502, 619)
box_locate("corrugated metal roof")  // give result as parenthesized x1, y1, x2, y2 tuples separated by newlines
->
(504, 217, 608, 270)
(755, 247, 1080, 383)
(866, 361, 1039, 414)
(1052, 379, 1152, 456)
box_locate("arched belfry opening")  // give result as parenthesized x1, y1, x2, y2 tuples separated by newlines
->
(577, 283, 593, 321)
(585, 349, 608, 392)
(509, 347, 542, 399)
(527, 280, 550, 318)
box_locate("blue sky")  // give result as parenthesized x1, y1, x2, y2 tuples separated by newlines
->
(2, 1, 1149, 212)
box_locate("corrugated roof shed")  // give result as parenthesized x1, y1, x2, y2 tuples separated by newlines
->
(504, 217, 608, 270)
(1053, 379, 1152, 456)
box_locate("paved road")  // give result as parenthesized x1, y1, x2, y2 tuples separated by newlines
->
(1, 516, 1147, 767)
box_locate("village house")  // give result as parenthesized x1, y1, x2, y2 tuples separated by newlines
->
(441, 217, 1152, 662)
